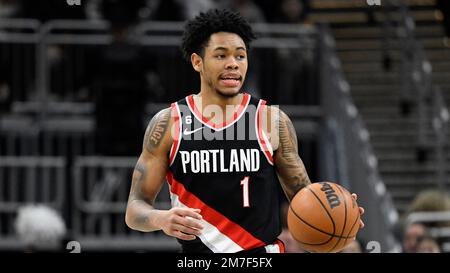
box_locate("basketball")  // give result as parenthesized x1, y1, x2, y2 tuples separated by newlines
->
(287, 182, 361, 253)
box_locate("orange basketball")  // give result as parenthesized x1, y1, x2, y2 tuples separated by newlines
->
(287, 182, 361, 253)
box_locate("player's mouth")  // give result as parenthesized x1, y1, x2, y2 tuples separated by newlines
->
(219, 73, 242, 88)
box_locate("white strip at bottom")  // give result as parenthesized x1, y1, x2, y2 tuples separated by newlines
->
(168, 190, 244, 253)
(265, 242, 281, 253)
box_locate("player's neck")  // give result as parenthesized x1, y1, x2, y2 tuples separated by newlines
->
(194, 88, 244, 124)
(196, 89, 243, 110)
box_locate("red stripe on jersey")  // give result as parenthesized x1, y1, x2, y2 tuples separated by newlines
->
(166, 171, 266, 250)
(276, 239, 285, 253)
(187, 93, 250, 129)
(169, 103, 181, 165)
(257, 100, 274, 164)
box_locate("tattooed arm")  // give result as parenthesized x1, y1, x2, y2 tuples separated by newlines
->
(125, 108, 203, 240)
(267, 107, 312, 201)
(266, 108, 365, 228)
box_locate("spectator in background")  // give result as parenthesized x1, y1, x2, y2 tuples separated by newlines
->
(416, 235, 441, 253)
(402, 222, 428, 253)
(221, 0, 266, 23)
(179, 0, 217, 20)
(15, 204, 67, 252)
(275, 0, 310, 24)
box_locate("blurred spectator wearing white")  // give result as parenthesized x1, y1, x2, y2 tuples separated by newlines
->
(15, 204, 67, 252)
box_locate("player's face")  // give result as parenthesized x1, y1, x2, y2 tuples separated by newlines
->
(195, 32, 248, 97)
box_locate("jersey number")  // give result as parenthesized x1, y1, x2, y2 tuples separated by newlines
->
(240, 176, 250, 207)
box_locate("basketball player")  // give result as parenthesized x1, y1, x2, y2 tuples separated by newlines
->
(125, 9, 364, 253)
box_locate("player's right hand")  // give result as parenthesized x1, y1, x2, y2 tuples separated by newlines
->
(159, 207, 204, 241)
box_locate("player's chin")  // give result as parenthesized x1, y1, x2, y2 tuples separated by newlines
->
(216, 87, 241, 98)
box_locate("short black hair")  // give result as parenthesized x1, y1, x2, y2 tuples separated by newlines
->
(181, 9, 256, 62)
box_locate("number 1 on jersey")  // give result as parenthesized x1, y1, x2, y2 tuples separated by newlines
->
(240, 176, 250, 207)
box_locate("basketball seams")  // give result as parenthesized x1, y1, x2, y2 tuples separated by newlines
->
(306, 187, 336, 236)
(344, 208, 360, 242)
(288, 205, 335, 246)
(328, 184, 348, 253)
(288, 183, 360, 252)
(342, 187, 359, 247)
(288, 199, 355, 240)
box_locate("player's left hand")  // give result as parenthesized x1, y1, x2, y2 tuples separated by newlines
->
(351, 193, 365, 229)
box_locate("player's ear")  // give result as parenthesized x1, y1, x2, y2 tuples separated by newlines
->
(191, 53, 202, 73)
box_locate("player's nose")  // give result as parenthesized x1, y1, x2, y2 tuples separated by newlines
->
(225, 57, 239, 70)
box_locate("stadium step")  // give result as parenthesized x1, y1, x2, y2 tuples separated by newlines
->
(336, 37, 446, 51)
(309, 9, 438, 25)
(333, 25, 444, 39)
(319, 0, 449, 217)
(312, 0, 436, 10)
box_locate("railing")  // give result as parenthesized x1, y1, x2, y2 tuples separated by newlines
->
(0, 19, 40, 103)
(432, 87, 450, 191)
(71, 156, 177, 251)
(0, 19, 319, 105)
(319, 25, 401, 253)
(0, 156, 66, 250)
(384, 0, 450, 189)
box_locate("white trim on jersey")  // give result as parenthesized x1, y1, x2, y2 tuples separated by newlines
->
(255, 100, 274, 165)
(168, 190, 245, 253)
(264, 242, 281, 253)
(186, 94, 251, 132)
(262, 128, 274, 155)
(169, 102, 183, 167)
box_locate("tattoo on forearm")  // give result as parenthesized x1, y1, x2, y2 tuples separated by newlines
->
(143, 109, 170, 152)
(129, 161, 151, 204)
(128, 160, 155, 227)
(276, 111, 311, 200)
(279, 116, 299, 165)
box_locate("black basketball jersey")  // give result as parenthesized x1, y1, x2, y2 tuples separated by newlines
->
(166, 93, 284, 253)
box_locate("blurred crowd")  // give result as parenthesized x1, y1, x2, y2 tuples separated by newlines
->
(397, 189, 450, 253)
(0, 0, 316, 157)
(0, 0, 311, 24)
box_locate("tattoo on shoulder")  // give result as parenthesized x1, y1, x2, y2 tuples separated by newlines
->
(143, 108, 171, 152)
